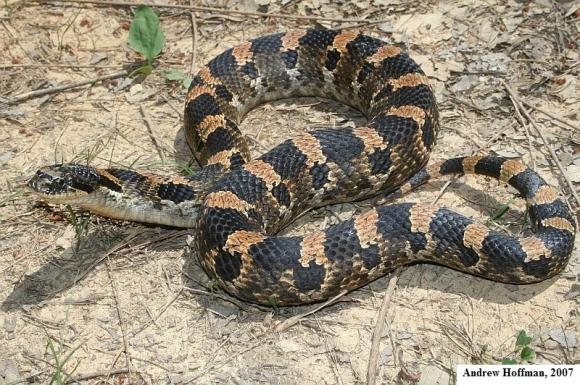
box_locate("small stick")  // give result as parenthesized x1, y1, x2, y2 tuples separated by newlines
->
(1, 20, 35, 63)
(181, 286, 261, 312)
(139, 104, 166, 163)
(7, 70, 127, 104)
(506, 92, 536, 170)
(96, 348, 173, 372)
(275, 290, 349, 332)
(67, 368, 133, 383)
(189, 0, 198, 74)
(127, 229, 189, 252)
(477, 120, 519, 151)
(186, 340, 264, 383)
(33, 0, 379, 24)
(431, 180, 453, 204)
(366, 272, 399, 385)
(318, 316, 345, 385)
(520, 99, 579, 131)
(106, 258, 133, 376)
(160, 93, 183, 117)
(502, 81, 580, 206)
(130, 288, 184, 336)
(338, 20, 399, 31)
(0, 63, 123, 69)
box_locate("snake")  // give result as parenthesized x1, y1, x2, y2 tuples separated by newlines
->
(27, 29, 576, 305)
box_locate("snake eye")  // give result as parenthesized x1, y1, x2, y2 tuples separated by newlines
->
(54, 177, 67, 191)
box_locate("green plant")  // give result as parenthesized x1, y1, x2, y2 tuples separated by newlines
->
(165, 68, 193, 89)
(65, 205, 93, 252)
(202, 279, 220, 293)
(47, 337, 83, 385)
(57, 9, 81, 53)
(502, 330, 535, 364)
(487, 197, 516, 224)
(268, 296, 280, 315)
(128, 5, 165, 75)
(174, 160, 197, 176)
(71, 138, 107, 167)
(126, 5, 192, 88)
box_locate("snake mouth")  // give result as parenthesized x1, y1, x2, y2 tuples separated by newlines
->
(27, 164, 99, 202)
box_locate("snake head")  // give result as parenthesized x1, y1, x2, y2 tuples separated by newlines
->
(28, 164, 201, 227)
(27, 164, 111, 203)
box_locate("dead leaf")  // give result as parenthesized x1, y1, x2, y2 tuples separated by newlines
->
(550, 75, 577, 103)
(450, 75, 479, 92)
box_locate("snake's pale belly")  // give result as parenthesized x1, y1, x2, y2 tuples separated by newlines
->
(28, 30, 576, 305)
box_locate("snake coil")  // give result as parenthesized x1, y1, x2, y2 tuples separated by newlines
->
(28, 30, 576, 305)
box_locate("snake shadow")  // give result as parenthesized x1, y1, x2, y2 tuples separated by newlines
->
(1, 223, 190, 312)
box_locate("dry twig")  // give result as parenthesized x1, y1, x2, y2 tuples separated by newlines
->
(33, 0, 379, 24)
(366, 272, 399, 385)
(189, 0, 198, 74)
(186, 339, 265, 383)
(6, 70, 127, 104)
(181, 286, 261, 312)
(106, 258, 133, 376)
(67, 368, 133, 383)
(72, 229, 142, 288)
(506, 92, 536, 170)
(95, 348, 172, 372)
(0, 63, 123, 69)
(275, 290, 349, 332)
(1, 19, 34, 63)
(520, 100, 579, 132)
(317, 316, 345, 385)
(431, 180, 453, 205)
(139, 104, 166, 163)
(130, 288, 184, 336)
(3, 371, 44, 385)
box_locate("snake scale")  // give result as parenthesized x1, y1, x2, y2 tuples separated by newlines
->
(28, 29, 576, 305)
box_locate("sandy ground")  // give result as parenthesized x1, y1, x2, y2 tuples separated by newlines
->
(0, 0, 579, 384)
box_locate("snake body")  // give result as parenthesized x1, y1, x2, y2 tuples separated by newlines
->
(28, 30, 576, 305)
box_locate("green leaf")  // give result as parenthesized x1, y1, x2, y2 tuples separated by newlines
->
(268, 296, 280, 315)
(164, 68, 185, 80)
(520, 346, 535, 361)
(206, 280, 219, 292)
(181, 78, 192, 89)
(480, 344, 489, 355)
(501, 358, 518, 365)
(128, 5, 165, 64)
(515, 330, 533, 347)
(165, 69, 193, 88)
(490, 197, 515, 221)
